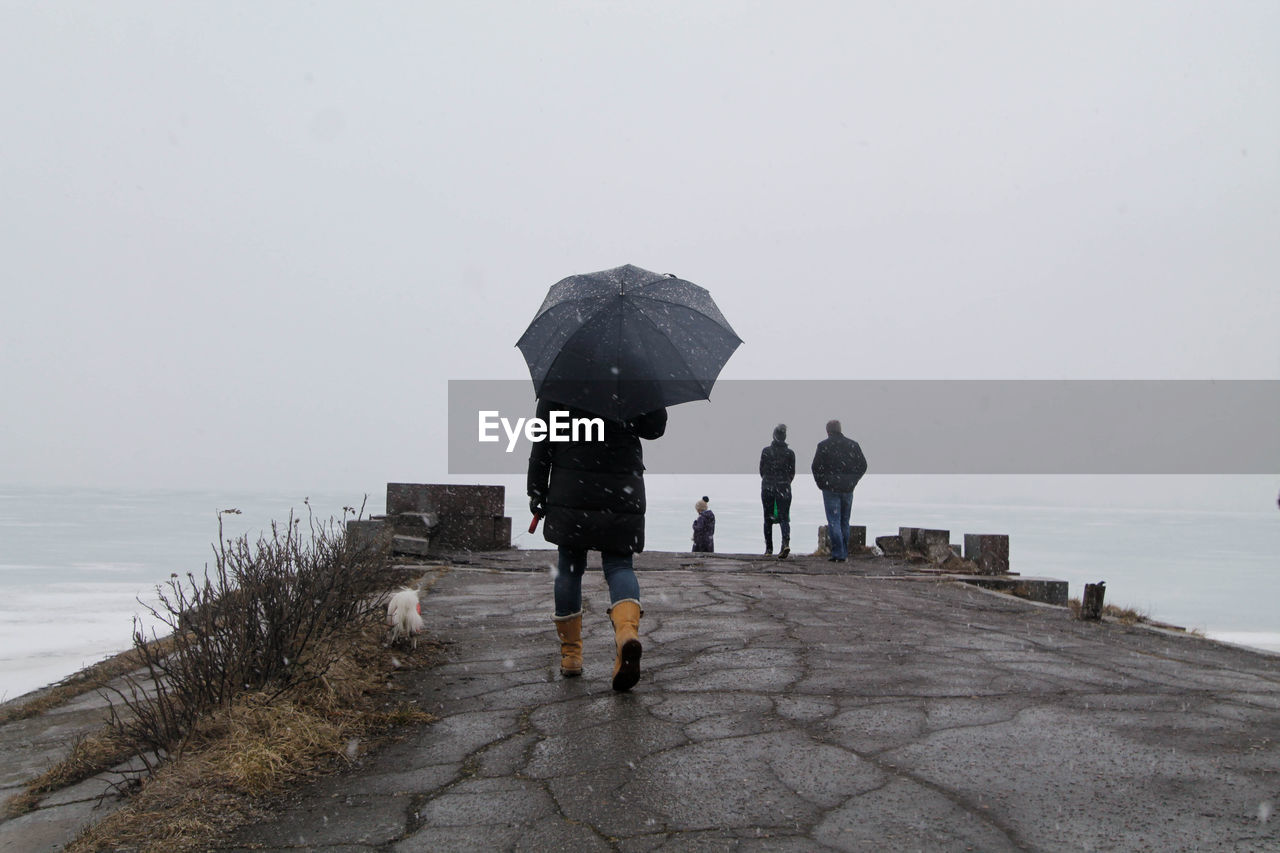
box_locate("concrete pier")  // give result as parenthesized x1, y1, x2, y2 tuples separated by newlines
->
(3, 549, 1277, 851)
(223, 550, 1277, 852)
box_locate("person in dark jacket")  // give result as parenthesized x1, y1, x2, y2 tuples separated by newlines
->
(810, 419, 868, 562)
(527, 397, 666, 691)
(759, 424, 795, 558)
(691, 496, 715, 552)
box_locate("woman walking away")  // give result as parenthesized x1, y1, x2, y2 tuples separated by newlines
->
(527, 398, 667, 692)
(760, 424, 795, 558)
(692, 496, 715, 553)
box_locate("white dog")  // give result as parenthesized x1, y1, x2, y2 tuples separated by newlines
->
(386, 587, 424, 648)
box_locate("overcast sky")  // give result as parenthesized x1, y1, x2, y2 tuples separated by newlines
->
(1, 1, 1276, 492)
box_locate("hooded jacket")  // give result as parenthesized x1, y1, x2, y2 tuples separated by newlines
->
(759, 439, 796, 497)
(527, 398, 667, 554)
(692, 498, 715, 552)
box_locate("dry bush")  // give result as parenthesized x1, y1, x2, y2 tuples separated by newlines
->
(16, 503, 445, 851)
(103, 499, 384, 758)
(106, 502, 388, 764)
(66, 598, 439, 852)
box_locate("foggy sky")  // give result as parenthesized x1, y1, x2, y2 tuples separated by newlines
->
(1, 1, 1276, 491)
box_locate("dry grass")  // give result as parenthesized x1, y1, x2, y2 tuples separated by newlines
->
(6, 730, 140, 817)
(22, 730, 136, 797)
(1067, 597, 1150, 625)
(1102, 604, 1148, 625)
(63, 618, 438, 853)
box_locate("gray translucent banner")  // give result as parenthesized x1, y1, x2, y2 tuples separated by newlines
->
(448, 380, 1279, 475)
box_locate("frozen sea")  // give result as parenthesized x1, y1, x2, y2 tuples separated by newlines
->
(2, 478, 1278, 701)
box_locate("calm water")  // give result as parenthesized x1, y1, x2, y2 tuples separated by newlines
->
(0, 487, 377, 702)
(2, 483, 1277, 701)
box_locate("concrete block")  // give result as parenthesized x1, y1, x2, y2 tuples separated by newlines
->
(818, 525, 866, 554)
(898, 527, 920, 549)
(963, 534, 1010, 575)
(875, 534, 904, 556)
(1081, 581, 1106, 620)
(387, 483, 505, 518)
(915, 529, 953, 562)
(432, 515, 510, 551)
(939, 553, 982, 573)
(392, 535, 433, 557)
(955, 576, 1068, 607)
(383, 484, 511, 551)
(392, 512, 439, 535)
(346, 519, 392, 550)
(493, 516, 512, 548)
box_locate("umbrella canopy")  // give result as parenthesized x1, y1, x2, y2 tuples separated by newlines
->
(516, 264, 742, 422)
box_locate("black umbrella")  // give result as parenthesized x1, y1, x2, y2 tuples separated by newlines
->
(516, 264, 742, 422)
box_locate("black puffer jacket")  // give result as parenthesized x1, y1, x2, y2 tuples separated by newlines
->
(759, 440, 795, 498)
(811, 432, 868, 493)
(527, 398, 667, 554)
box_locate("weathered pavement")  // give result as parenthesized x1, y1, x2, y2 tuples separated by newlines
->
(0, 680, 138, 852)
(221, 550, 1280, 852)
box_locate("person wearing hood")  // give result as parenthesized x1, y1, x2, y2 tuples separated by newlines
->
(759, 424, 796, 558)
(527, 398, 667, 692)
(691, 496, 715, 552)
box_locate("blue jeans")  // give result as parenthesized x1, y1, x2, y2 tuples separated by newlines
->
(554, 547, 640, 617)
(822, 490, 853, 559)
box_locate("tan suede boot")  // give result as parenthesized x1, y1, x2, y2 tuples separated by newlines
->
(552, 612, 583, 677)
(607, 599, 643, 692)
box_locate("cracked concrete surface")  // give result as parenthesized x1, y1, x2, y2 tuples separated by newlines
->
(220, 553, 1279, 852)
(0, 678, 138, 853)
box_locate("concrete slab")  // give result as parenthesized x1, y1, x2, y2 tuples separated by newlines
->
(240, 793, 412, 848)
(221, 557, 1279, 851)
(0, 798, 109, 853)
(951, 573, 1070, 606)
(0, 668, 148, 851)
